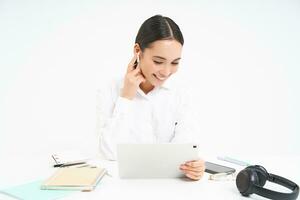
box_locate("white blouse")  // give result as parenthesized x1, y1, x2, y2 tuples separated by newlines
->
(96, 78, 199, 160)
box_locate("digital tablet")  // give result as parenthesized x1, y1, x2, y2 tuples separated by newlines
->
(116, 143, 199, 178)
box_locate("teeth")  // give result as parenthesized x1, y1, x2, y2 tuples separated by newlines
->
(154, 74, 166, 80)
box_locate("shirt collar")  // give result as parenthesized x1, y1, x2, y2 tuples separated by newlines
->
(120, 76, 175, 99)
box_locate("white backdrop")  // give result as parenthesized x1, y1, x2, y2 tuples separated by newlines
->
(1, 0, 299, 159)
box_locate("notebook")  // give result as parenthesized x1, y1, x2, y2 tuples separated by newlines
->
(0, 180, 74, 200)
(41, 167, 106, 191)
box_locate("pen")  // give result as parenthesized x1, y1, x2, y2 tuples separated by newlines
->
(217, 156, 251, 167)
(53, 162, 86, 168)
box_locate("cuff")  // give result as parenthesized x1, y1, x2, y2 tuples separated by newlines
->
(112, 96, 134, 117)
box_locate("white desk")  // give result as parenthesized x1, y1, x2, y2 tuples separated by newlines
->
(0, 152, 299, 200)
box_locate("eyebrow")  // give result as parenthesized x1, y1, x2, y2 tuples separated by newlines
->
(153, 56, 181, 62)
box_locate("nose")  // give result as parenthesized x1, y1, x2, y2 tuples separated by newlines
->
(159, 67, 172, 77)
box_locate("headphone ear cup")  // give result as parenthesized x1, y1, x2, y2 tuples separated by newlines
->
(236, 168, 259, 196)
(252, 165, 268, 187)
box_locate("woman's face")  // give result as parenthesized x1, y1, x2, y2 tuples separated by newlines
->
(138, 39, 182, 87)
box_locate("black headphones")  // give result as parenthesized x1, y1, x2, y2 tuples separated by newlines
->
(236, 165, 299, 200)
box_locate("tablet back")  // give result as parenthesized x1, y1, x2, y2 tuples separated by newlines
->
(117, 143, 199, 178)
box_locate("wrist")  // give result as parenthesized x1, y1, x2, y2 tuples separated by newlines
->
(121, 90, 135, 100)
(121, 94, 134, 100)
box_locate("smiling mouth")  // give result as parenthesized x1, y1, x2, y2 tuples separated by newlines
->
(153, 74, 168, 81)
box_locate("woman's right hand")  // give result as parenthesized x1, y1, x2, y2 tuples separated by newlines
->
(121, 54, 146, 100)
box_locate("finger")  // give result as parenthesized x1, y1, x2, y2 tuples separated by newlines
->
(130, 65, 142, 76)
(186, 159, 205, 165)
(186, 173, 200, 181)
(125, 73, 145, 86)
(135, 73, 145, 82)
(127, 54, 138, 72)
(183, 168, 204, 176)
(185, 159, 205, 167)
(137, 68, 146, 78)
(180, 165, 205, 172)
(189, 170, 204, 179)
(185, 172, 202, 181)
(131, 67, 146, 80)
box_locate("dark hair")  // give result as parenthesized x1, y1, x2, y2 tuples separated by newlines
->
(135, 15, 184, 51)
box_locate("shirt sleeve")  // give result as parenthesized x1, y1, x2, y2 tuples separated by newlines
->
(96, 84, 134, 160)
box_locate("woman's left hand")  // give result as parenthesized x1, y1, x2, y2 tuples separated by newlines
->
(180, 159, 205, 181)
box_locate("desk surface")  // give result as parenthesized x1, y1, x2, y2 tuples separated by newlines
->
(0, 153, 299, 200)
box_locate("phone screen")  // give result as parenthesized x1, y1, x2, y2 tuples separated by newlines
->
(205, 161, 236, 174)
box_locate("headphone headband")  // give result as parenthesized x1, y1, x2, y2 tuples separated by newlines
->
(254, 173, 299, 200)
(236, 165, 299, 200)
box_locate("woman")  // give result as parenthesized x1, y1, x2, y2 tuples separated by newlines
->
(97, 15, 205, 180)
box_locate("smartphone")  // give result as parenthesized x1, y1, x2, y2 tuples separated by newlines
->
(205, 161, 236, 174)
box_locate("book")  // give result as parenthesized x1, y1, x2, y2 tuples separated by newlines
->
(41, 167, 106, 191)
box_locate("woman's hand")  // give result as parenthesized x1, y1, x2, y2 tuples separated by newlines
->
(180, 159, 205, 181)
(121, 54, 146, 100)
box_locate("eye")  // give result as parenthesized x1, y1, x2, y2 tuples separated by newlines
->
(153, 60, 163, 65)
(171, 62, 179, 66)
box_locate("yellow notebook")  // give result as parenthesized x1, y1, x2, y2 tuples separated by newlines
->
(41, 167, 106, 191)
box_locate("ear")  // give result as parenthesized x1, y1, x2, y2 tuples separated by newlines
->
(133, 43, 141, 55)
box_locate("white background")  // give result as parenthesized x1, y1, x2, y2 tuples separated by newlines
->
(1, 0, 299, 159)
